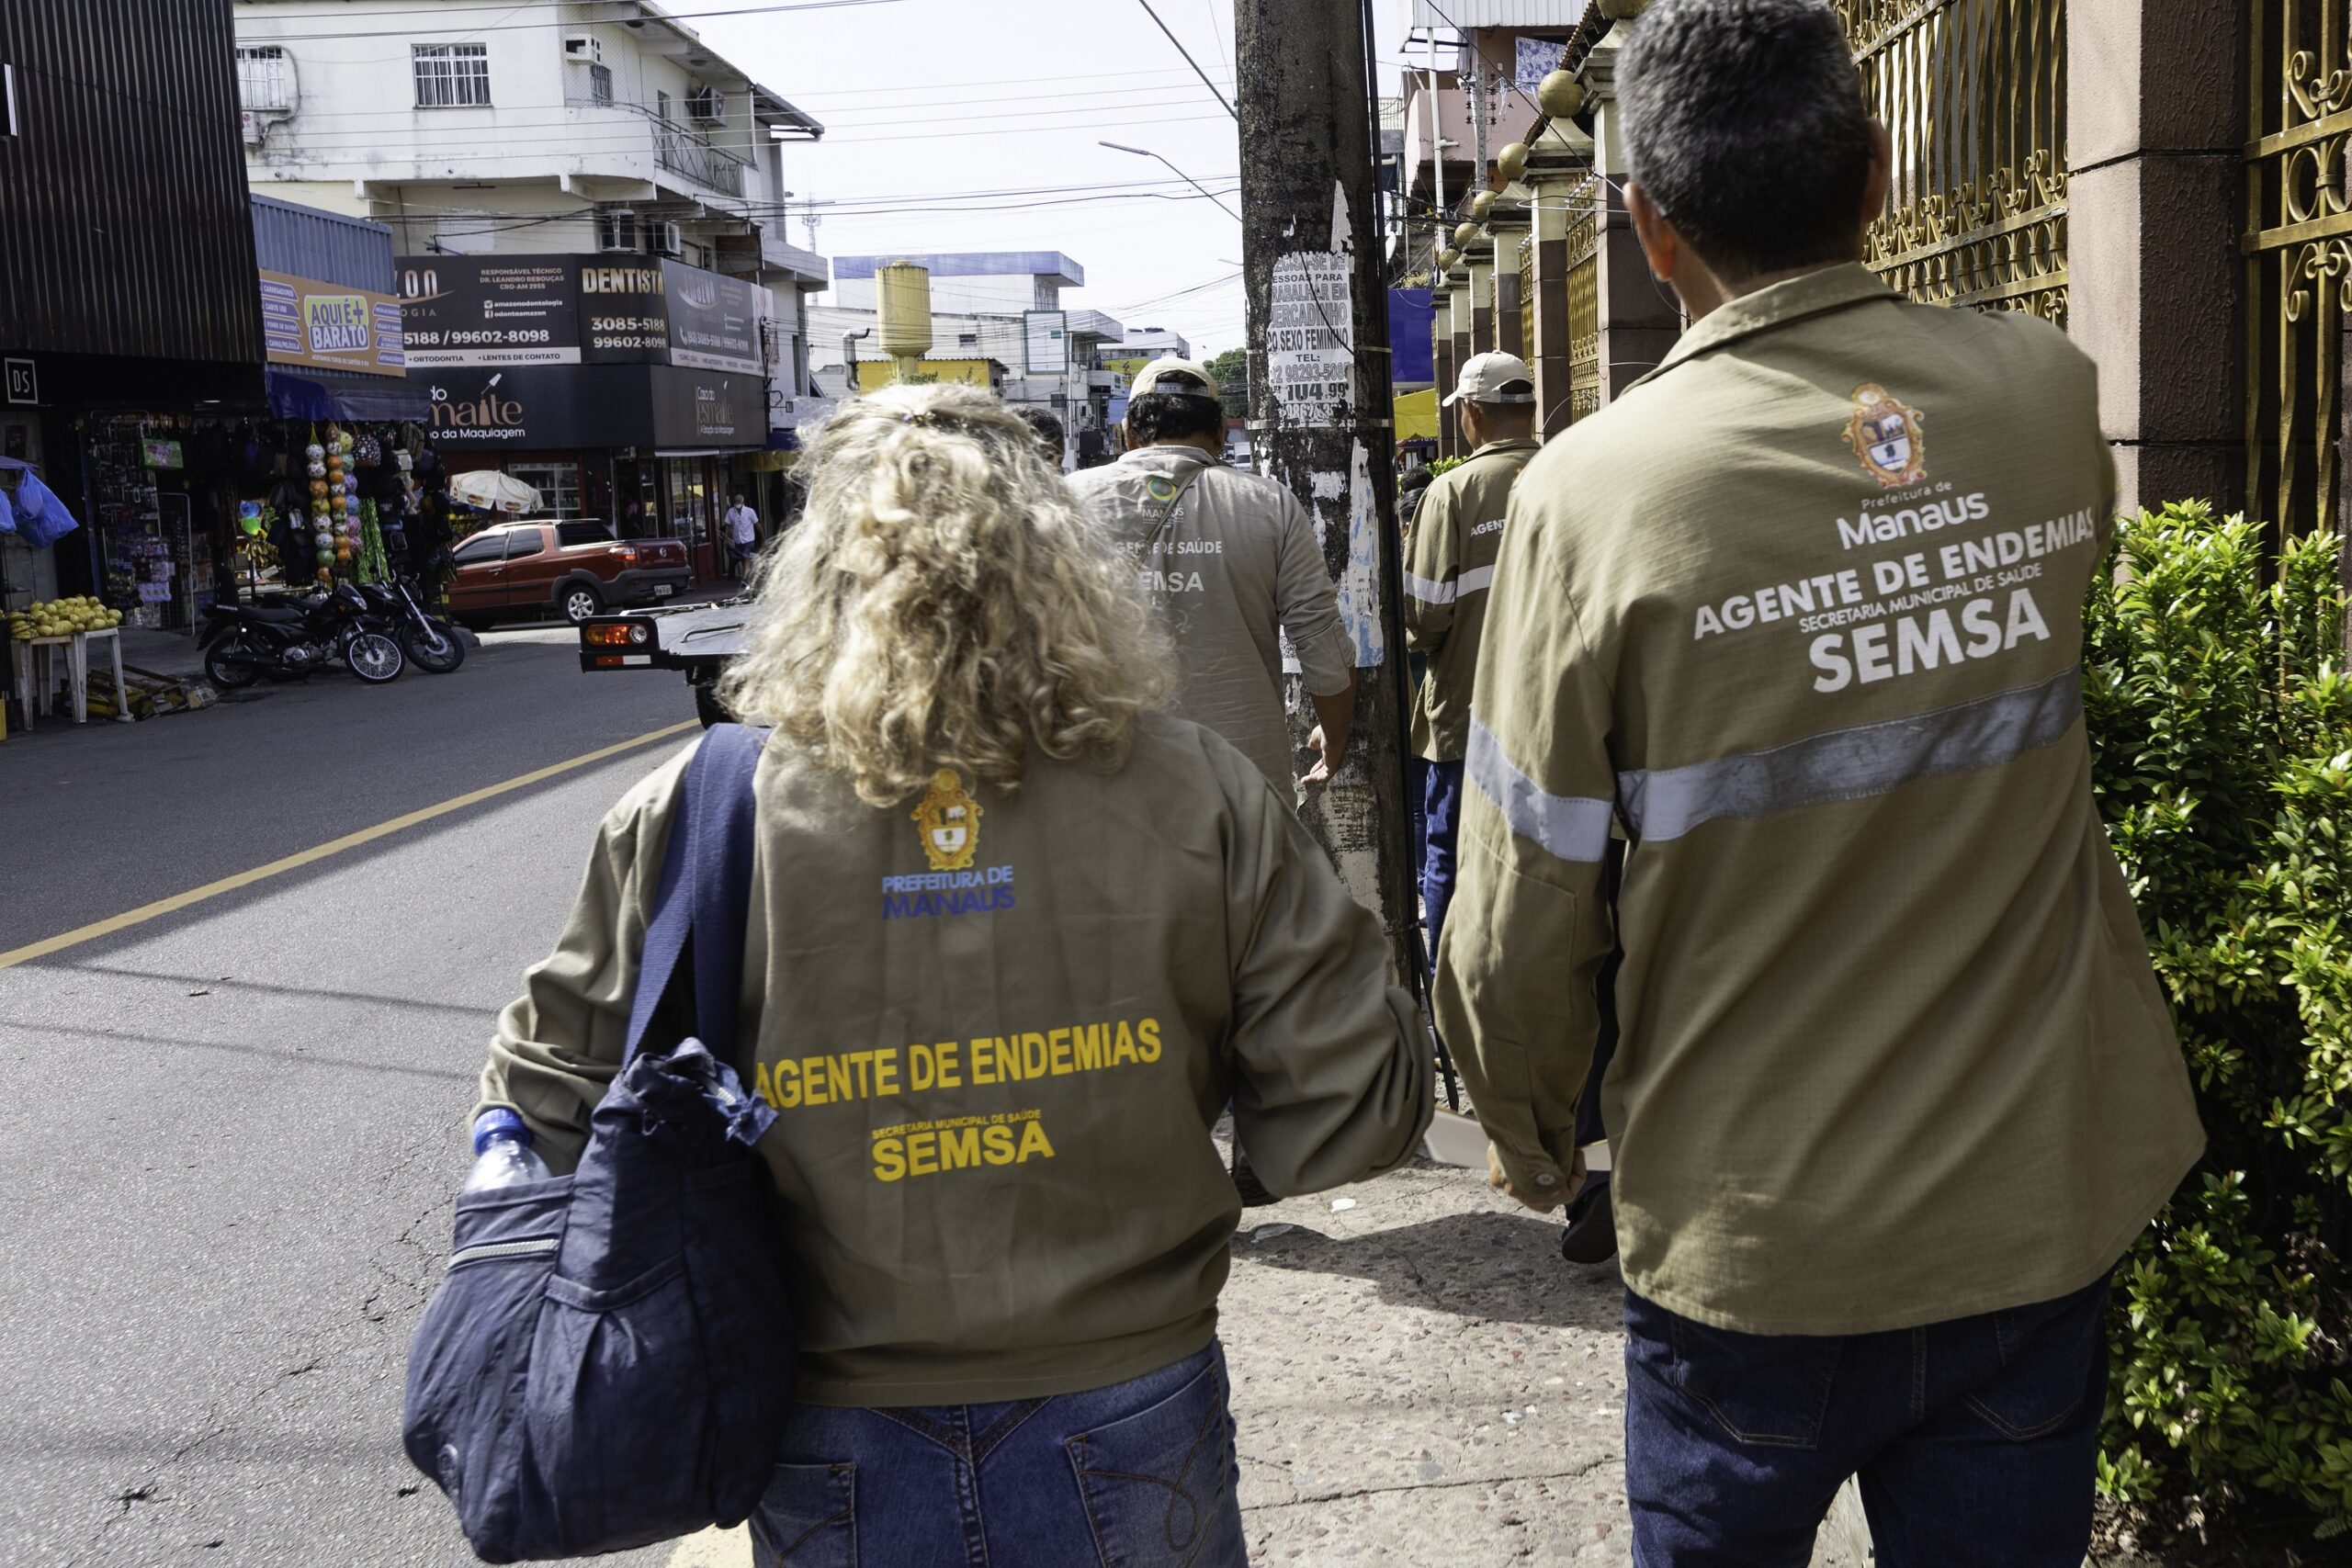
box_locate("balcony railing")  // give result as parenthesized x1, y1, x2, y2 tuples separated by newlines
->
(655, 118, 745, 197)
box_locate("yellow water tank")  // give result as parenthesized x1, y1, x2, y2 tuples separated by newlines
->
(876, 261, 933, 379)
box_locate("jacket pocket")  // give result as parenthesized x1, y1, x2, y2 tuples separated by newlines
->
(1667, 1311, 1843, 1451)
(748, 1461, 854, 1568)
(1065, 1355, 1246, 1568)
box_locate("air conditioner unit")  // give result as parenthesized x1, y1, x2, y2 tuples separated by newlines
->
(596, 211, 640, 253)
(648, 221, 685, 259)
(563, 35, 604, 65)
(685, 85, 725, 124)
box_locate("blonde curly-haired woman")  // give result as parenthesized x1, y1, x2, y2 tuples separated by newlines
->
(480, 382, 1432, 1568)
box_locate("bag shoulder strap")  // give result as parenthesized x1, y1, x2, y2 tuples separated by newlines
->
(624, 723, 768, 1063)
(1133, 459, 1212, 564)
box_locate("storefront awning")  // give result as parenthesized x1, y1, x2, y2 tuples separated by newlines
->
(268, 369, 433, 423)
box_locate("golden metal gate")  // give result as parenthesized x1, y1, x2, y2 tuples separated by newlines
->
(1837, 0, 2069, 325)
(2245, 0, 2351, 540)
(1565, 174, 1602, 423)
(1519, 233, 1536, 366)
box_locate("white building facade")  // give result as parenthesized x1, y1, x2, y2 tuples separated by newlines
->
(232, 0, 829, 403)
(232, 0, 832, 569)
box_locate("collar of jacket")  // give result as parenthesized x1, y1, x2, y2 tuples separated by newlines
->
(1119, 444, 1218, 473)
(1464, 437, 1542, 461)
(1632, 263, 1897, 391)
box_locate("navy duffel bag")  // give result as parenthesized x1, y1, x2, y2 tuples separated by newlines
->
(403, 725, 790, 1562)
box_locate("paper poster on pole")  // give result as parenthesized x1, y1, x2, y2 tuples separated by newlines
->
(1266, 250, 1352, 427)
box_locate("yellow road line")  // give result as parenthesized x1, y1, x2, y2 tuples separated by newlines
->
(0, 720, 699, 971)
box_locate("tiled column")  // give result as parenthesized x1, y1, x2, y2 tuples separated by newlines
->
(1581, 36, 1680, 402)
(2068, 0, 2245, 513)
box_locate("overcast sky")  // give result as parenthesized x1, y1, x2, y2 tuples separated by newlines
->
(688, 0, 1412, 358)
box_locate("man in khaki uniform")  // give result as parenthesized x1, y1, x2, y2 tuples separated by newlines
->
(1433, 3, 2204, 1561)
(1069, 358, 1357, 794)
(1405, 350, 1541, 963)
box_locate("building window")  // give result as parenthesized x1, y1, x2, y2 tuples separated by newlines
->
(413, 43, 491, 108)
(958, 332, 978, 348)
(506, 462, 582, 518)
(588, 62, 613, 104)
(235, 47, 293, 114)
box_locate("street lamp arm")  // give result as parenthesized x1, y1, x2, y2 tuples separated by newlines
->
(1098, 140, 1241, 223)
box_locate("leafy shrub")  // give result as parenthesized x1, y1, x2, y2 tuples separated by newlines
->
(2084, 501, 2352, 1539)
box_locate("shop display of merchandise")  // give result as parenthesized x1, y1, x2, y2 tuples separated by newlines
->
(9, 597, 122, 640)
(357, 500, 390, 584)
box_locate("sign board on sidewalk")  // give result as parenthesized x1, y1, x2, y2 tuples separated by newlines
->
(258, 270, 407, 378)
(1023, 310, 1069, 375)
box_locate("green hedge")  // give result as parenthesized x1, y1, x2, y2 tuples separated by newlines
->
(2083, 501, 2352, 1539)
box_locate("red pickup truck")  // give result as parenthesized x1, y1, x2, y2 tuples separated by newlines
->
(444, 520, 692, 627)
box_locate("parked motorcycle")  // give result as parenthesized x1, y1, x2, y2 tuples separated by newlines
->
(199, 582, 405, 687)
(358, 576, 466, 674)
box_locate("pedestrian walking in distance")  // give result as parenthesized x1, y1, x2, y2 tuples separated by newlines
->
(1068, 356, 1357, 795)
(1435, 2, 2204, 1562)
(724, 491, 760, 581)
(1011, 403, 1067, 470)
(1405, 350, 1540, 970)
(478, 382, 1432, 1567)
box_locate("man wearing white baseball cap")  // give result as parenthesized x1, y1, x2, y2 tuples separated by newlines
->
(1408, 349, 1541, 968)
(1069, 355, 1357, 796)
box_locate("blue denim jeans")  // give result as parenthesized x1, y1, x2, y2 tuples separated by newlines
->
(1420, 758, 1466, 964)
(1623, 1272, 2111, 1566)
(749, 1342, 1247, 1568)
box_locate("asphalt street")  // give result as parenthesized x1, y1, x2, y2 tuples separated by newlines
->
(0, 630, 701, 1566)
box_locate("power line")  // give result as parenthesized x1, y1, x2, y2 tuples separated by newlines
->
(235, 0, 908, 44)
(1132, 0, 1238, 121)
(272, 73, 1231, 123)
(256, 87, 1223, 144)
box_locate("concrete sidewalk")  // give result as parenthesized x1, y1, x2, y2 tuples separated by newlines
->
(662, 1152, 1898, 1567)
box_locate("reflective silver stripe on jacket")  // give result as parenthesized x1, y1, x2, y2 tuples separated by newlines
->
(1467, 717, 1614, 863)
(1405, 570, 1456, 606)
(1618, 665, 2085, 843)
(1405, 566, 1496, 606)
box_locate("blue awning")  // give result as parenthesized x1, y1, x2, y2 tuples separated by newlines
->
(266, 369, 432, 423)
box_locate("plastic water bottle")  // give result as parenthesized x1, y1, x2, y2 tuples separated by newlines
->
(462, 1108, 551, 1193)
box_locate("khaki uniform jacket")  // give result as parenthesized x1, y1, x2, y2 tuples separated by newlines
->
(1434, 265, 2204, 1336)
(1069, 447, 1357, 790)
(1406, 437, 1539, 761)
(482, 716, 1432, 1405)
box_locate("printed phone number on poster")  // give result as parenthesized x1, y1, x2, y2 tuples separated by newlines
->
(407, 330, 556, 347)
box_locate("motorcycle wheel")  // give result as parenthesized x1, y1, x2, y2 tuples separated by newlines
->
(403, 619, 466, 674)
(204, 639, 263, 689)
(345, 630, 406, 683)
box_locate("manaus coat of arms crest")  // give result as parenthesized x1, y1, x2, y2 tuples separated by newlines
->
(911, 769, 983, 873)
(1843, 382, 1927, 489)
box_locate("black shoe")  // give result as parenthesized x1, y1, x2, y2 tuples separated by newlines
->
(1230, 1147, 1279, 1208)
(1559, 1172, 1617, 1266)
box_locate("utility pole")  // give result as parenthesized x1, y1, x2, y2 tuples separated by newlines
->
(1234, 0, 1422, 1000)
(1467, 51, 1489, 191)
